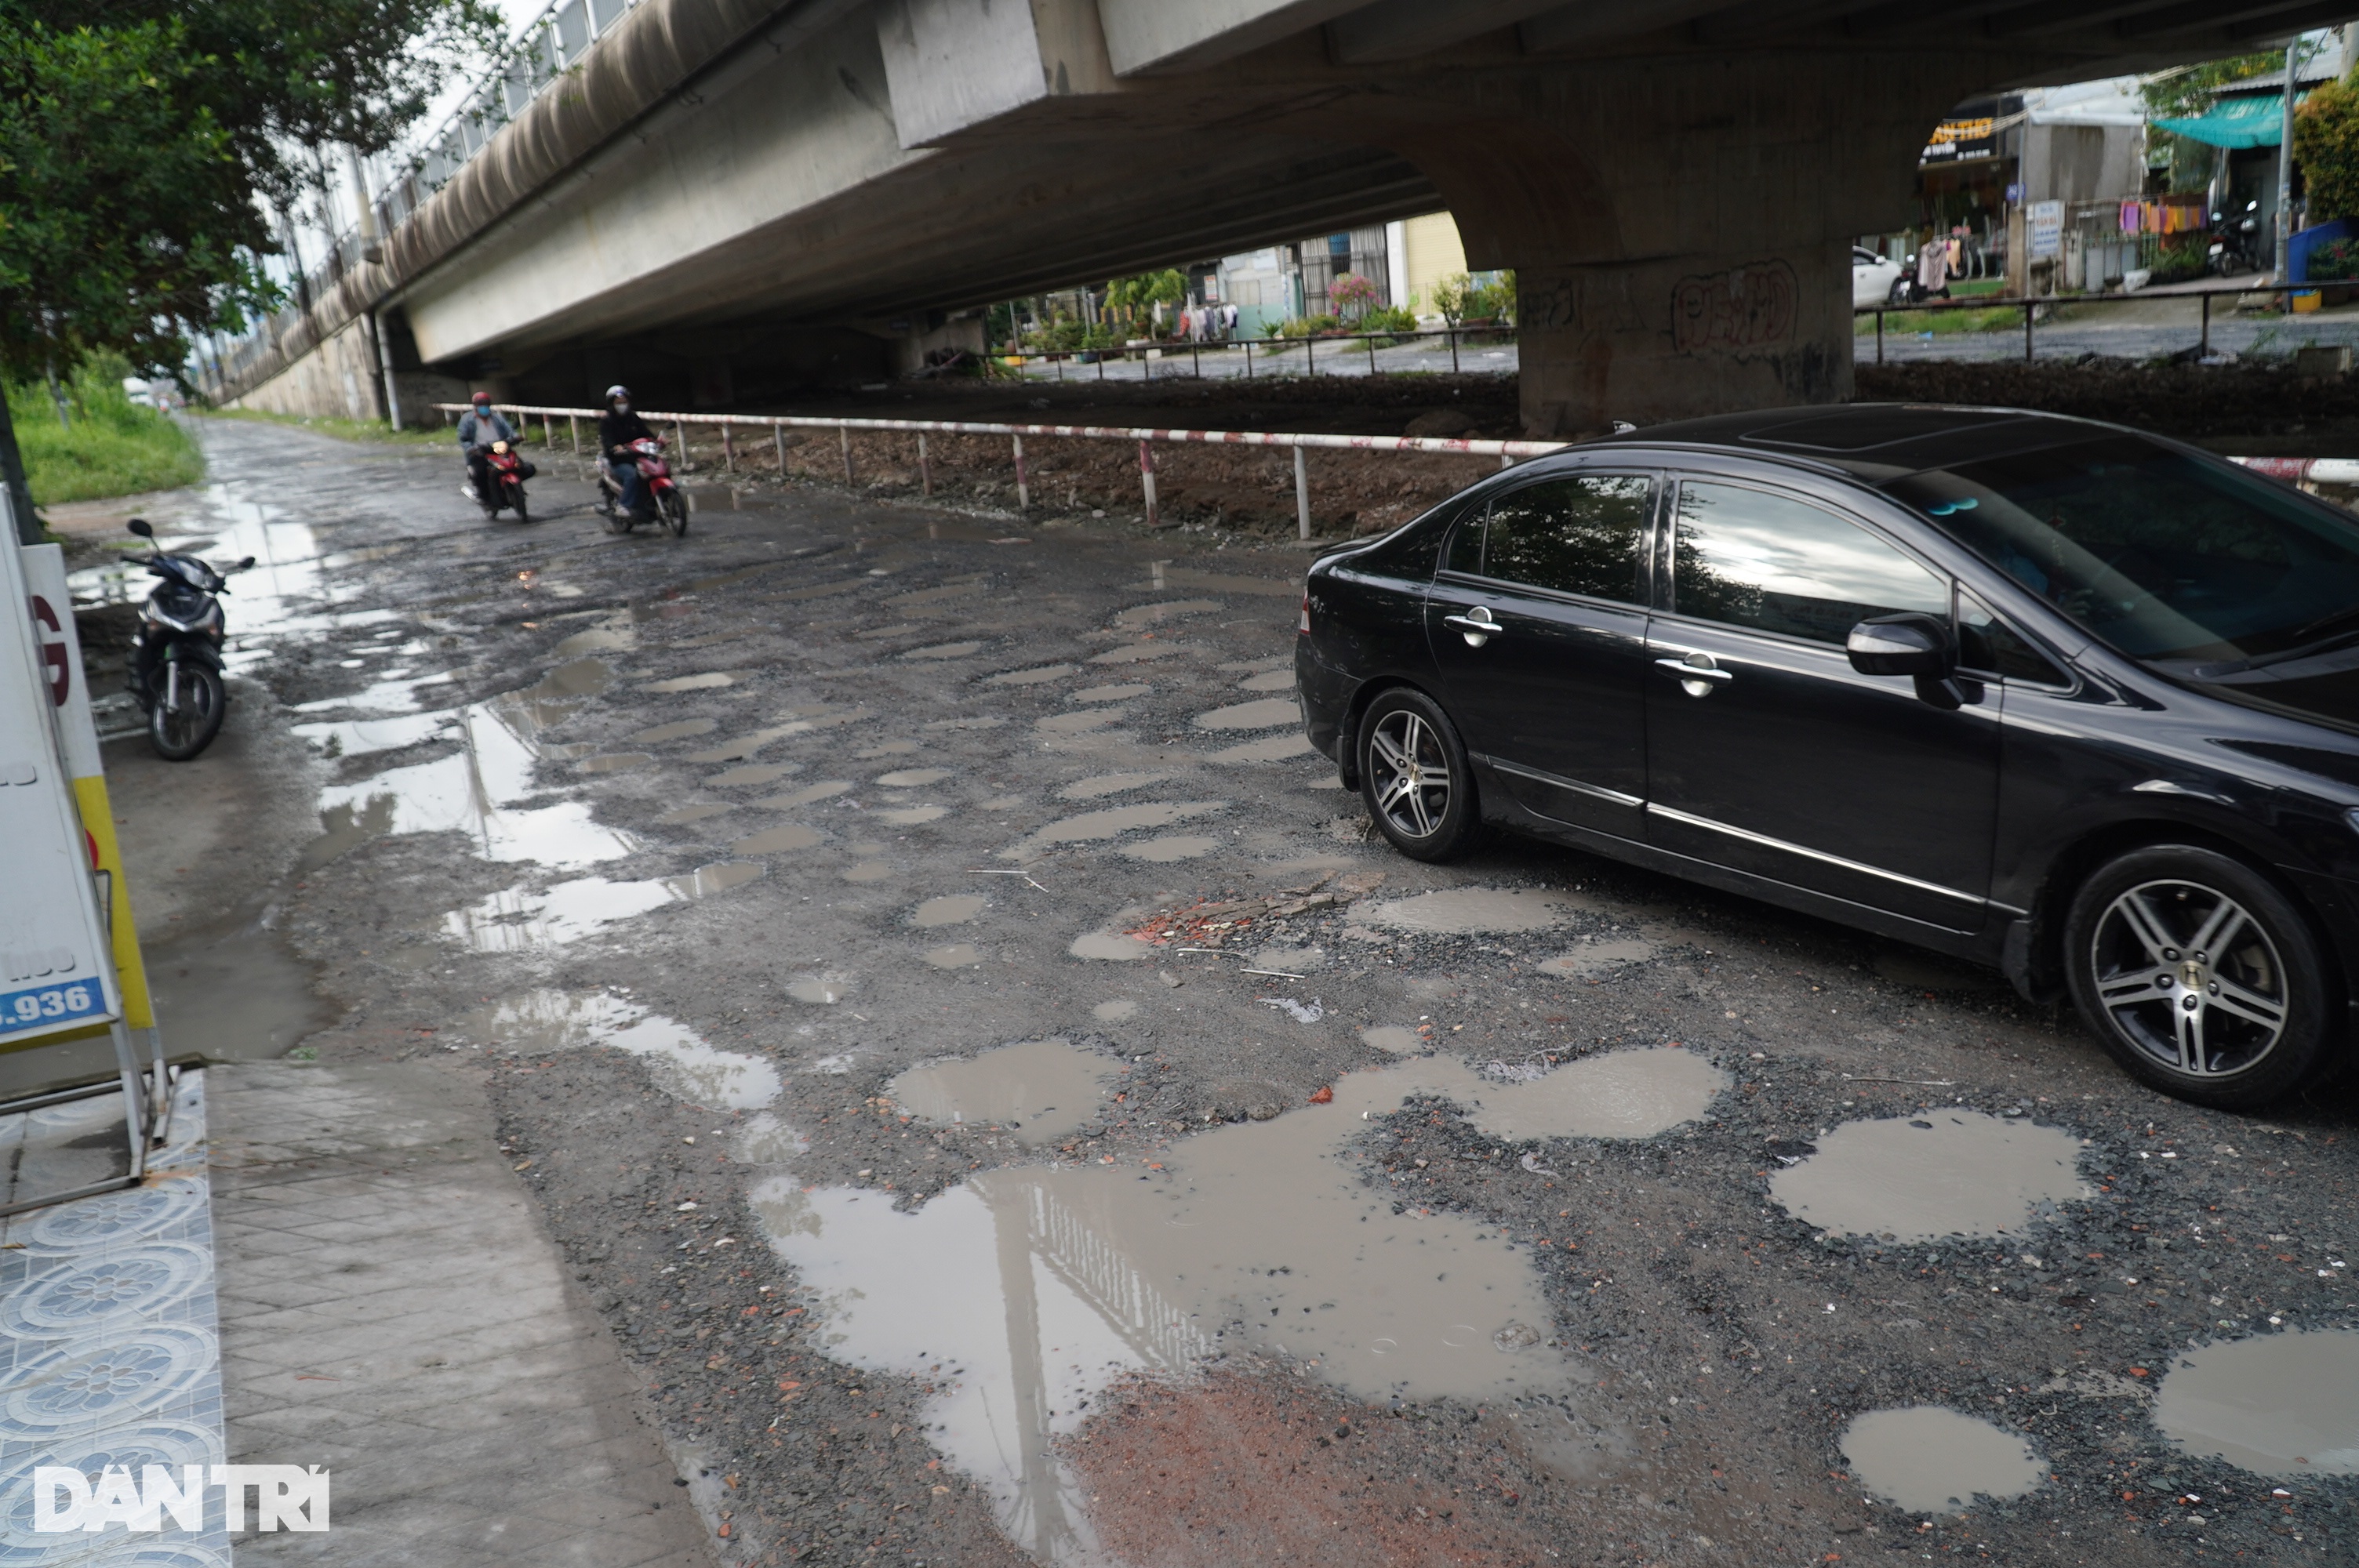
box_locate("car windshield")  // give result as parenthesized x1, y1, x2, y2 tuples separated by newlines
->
(1884, 437, 2359, 669)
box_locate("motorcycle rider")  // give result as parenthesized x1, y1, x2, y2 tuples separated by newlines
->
(600, 385, 657, 516)
(457, 392, 535, 502)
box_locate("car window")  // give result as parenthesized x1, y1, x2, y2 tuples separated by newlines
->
(1885, 436, 2359, 666)
(1957, 590, 2069, 685)
(1670, 481, 1950, 646)
(1447, 474, 1652, 602)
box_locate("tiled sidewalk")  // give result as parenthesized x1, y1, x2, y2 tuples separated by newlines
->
(0, 1071, 231, 1567)
(207, 1060, 713, 1568)
(0, 1059, 714, 1567)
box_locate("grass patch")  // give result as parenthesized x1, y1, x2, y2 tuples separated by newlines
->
(1857, 303, 2027, 336)
(198, 406, 450, 448)
(9, 360, 204, 506)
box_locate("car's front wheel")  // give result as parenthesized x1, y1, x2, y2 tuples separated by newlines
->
(2063, 844, 2339, 1109)
(1358, 688, 1482, 862)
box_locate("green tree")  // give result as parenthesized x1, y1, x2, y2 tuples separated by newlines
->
(2295, 76, 2359, 223)
(0, 1, 501, 540)
(2142, 50, 2302, 121)
(1427, 270, 1471, 327)
(1103, 268, 1187, 325)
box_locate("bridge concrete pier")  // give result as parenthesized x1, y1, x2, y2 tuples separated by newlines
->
(1342, 53, 1981, 436)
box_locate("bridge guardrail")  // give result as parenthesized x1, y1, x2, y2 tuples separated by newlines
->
(993, 325, 1513, 382)
(436, 403, 1571, 539)
(1858, 280, 2310, 363)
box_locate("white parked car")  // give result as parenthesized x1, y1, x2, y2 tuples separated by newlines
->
(1852, 246, 1906, 309)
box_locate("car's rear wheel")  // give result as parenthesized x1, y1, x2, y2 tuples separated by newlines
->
(2063, 844, 2337, 1109)
(1358, 688, 1481, 862)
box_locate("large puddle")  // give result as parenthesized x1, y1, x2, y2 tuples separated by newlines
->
(467, 989, 780, 1109)
(886, 1039, 1118, 1146)
(751, 1047, 1721, 1563)
(1840, 1406, 2045, 1512)
(2154, 1329, 2359, 1476)
(1769, 1112, 2086, 1240)
(442, 862, 762, 951)
(303, 658, 640, 872)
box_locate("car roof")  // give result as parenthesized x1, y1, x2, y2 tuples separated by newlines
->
(1598, 403, 2124, 479)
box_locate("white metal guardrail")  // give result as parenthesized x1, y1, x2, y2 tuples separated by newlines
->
(438, 403, 1572, 538)
(440, 402, 2353, 537)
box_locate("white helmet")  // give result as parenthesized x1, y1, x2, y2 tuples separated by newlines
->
(605, 384, 629, 401)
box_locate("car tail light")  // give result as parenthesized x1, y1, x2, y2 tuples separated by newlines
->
(1299, 591, 1311, 634)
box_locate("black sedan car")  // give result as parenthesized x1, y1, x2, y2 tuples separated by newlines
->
(1296, 405, 2359, 1110)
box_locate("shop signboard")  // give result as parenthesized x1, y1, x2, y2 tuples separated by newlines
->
(2029, 201, 2065, 260)
(1921, 116, 1997, 164)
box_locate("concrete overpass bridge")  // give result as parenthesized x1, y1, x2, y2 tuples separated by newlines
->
(217, 0, 2353, 437)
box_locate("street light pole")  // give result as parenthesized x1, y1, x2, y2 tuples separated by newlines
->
(2279, 38, 2299, 311)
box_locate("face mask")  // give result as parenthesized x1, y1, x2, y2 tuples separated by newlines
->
(473, 404, 489, 415)
(614, 402, 630, 414)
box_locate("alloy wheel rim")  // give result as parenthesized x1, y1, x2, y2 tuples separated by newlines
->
(1368, 710, 1450, 840)
(2089, 878, 2288, 1077)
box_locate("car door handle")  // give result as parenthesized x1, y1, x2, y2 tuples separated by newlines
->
(1443, 607, 1499, 646)
(1654, 654, 1732, 695)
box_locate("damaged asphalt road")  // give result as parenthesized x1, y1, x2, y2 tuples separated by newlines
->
(104, 418, 2359, 1566)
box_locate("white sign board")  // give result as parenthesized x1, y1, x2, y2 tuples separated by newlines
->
(2028, 200, 2065, 261)
(0, 499, 119, 1045)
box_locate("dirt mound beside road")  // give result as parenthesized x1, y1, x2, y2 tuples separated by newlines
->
(1858, 359, 2359, 454)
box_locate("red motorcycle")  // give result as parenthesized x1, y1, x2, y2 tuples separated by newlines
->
(598, 437, 689, 536)
(478, 440, 531, 522)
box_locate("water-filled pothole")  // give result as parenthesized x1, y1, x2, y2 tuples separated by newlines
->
(886, 1039, 1118, 1145)
(2154, 1328, 2359, 1475)
(753, 1050, 1709, 1562)
(442, 861, 762, 950)
(756, 781, 852, 810)
(1122, 835, 1219, 862)
(1769, 1112, 2086, 1240)
(914, 895, 986, 927)
(1004, 801, 1225, 858)
(1360, 888, 1571, 935)
(1056, 772, 1168, 800)
(465, 989, 779, 1109)
(1841, 1406, 2045, 1512)
(311, 697, 642, 870)
(1193, 698, 1299, 731)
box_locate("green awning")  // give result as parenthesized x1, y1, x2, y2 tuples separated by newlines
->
(2154, 91, 2303, 151)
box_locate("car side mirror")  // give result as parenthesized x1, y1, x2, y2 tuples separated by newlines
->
(127, 517, 153, 538)
(1849, 612, 1971, 710)
(1846, 612, 1953, 677)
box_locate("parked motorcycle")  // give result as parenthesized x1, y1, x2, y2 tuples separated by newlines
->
(597, 436, 689, 536)
(477, 439, 531, 521)
(122, 518, 252, 760)
(2208, 198, 2263, 278)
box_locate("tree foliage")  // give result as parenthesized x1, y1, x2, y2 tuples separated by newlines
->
(2142, 49, 2300, 122)
(1104, 269, 1187, 318)
(2295, 76, 2359, 224)
(0, 1, 502, 383)
(0, 1, 499, 534)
